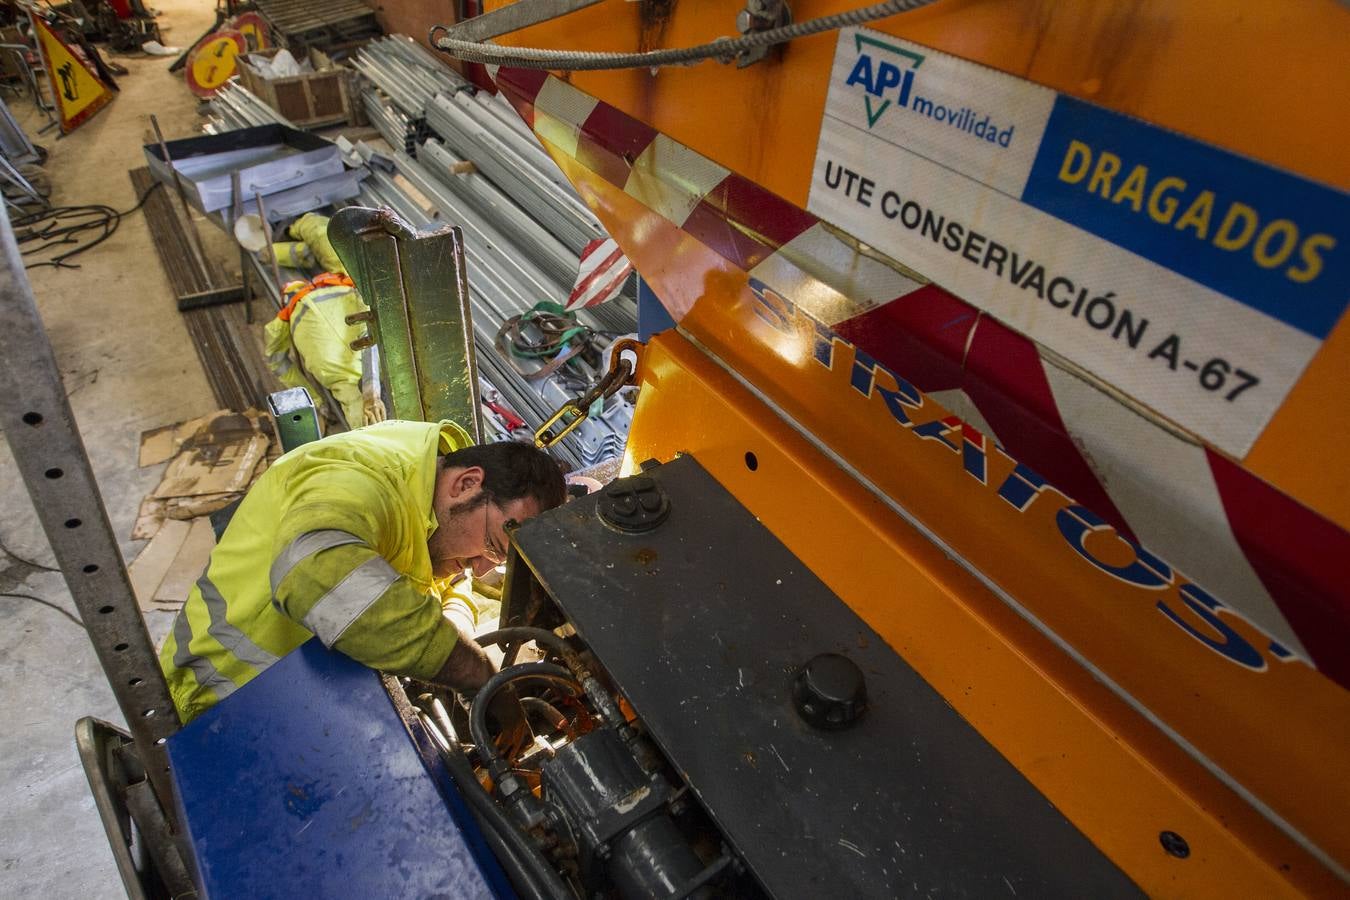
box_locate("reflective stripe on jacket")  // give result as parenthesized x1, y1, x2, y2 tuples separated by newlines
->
(159, 419, 472, 723)
(263, 282, 369, 427)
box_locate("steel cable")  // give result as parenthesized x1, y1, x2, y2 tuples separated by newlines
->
(431, 0, 941, 70)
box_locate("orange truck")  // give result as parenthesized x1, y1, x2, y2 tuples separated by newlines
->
(437, 0, 1350, 893)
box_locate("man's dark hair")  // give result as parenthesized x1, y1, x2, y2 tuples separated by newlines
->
(442, 441, 566, 511)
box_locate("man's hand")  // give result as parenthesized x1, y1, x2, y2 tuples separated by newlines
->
(361, 384, 387, 426)
(486, 687, 532, 760)
(434, 630, 495, 693)
(431, 631, 531, 758)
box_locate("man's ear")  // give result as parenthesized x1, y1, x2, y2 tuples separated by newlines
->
(444, 465, 485, 500)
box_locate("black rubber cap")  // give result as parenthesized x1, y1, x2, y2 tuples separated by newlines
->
(792, 653, 868, 730)
(597, 476, 671, 533)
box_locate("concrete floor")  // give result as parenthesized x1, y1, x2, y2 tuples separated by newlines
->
(0, 1, 226, 894)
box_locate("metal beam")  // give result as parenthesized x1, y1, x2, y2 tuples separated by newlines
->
(327, 206, 482, 438)
(0, 205, 183, 820)
(433, 0, 604, 43)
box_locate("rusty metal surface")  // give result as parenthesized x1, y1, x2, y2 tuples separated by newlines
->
(328, 205, 482, 436)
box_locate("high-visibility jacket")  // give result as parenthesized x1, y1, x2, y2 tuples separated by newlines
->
(264, 277, 370, 427)
(288, 212, 346, 275)
(160, 419, 472, 724)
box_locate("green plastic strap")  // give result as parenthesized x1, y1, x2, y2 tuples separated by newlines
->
(528, 300, 570, 316)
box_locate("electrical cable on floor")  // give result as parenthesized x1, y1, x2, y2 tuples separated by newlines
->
(0, 592, 84, 628)
(0, 537, 59, 572)
(13, 180, 162, 270)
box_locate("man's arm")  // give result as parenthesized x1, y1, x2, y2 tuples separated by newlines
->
(428, 634, 494, 693)
(269, 463, 489, 688)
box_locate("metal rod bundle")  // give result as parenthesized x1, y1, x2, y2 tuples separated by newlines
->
(356, 153, 635, 470)
(204, 78, 296, 134)
(351, 35, 472, 120)
(197, 50, 638, 465)
(421, 92, 602, 254)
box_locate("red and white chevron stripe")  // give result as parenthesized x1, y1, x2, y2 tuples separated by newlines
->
(567, 236, 633, 311)
(493, 66, 1350, 689)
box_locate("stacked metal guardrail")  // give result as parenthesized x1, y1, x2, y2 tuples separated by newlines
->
(200, 37, 638, 469)
(203, 78, 295, 133)
(357, 150, 634, 470)
(350, 35, 637, 470)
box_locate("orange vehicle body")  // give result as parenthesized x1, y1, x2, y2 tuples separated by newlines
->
(478, 0, 1350, 893)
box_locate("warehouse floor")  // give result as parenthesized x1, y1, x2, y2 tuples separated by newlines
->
(0, 0, 224, 893)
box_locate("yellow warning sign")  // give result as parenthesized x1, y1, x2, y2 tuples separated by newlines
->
(30, 13, 114, 133)
(186, 30, 244, 98)
(230, 12, 271, 52)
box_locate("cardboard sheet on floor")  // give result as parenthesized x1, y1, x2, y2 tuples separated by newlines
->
(151, 429, 267, 504)
(132, 495, 168, 541)
(138, 409, 234, 467)
(129, 518, 216, 611)
(133, 410, 272, 542)
(154, 518, 217, 608)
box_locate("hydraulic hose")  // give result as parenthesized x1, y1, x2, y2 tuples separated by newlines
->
(476, 626, 573, 663)
(522, 697, 568, 731)
(470, 661, 581, 764)
(438, 739, 575, 900)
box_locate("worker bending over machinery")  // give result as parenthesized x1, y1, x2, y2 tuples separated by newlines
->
(159, 419, 567, 724)
(264, 213, 385, 429)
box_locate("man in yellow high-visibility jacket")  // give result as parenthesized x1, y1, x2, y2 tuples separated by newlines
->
(264, 213, 384, 428)
(160, 419, 566, 724)
(264, 273, 384, 429)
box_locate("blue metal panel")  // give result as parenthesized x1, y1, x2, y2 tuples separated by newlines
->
(636, 277, 675, 341)
(166, 639, 512, 899)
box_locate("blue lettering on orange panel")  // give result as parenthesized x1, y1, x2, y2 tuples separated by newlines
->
(812, 320, 835, 368)
(1056, 504, 1173, 589)
(747, 277, 794, 334)
(850, 348, 880, 396)
(912, 416, 962, 453)
(1156, 583, 1267, 671)
(995, 458, 1051, 512)
(961, 428, 988, 484)
(753, 278, 1291, 675)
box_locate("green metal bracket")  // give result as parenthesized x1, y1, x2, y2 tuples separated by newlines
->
(267, 387, 323, 452)
(326, 206, 482, 439)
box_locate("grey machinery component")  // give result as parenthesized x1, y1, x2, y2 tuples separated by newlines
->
(541, 727, 713, 899)
(499, 456, 1146, 898)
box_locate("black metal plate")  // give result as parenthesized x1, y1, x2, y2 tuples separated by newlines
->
(513, 456, 1141, 898)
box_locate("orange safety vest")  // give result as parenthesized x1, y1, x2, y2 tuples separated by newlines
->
(277, 272, 355, 322)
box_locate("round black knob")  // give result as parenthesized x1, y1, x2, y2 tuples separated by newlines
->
(792, 653, 867, 730)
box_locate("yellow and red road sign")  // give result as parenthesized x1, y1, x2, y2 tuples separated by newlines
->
(30, 12, 114, 134)
(185, 29, 245, 98)
(230, 12, 272, 52)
